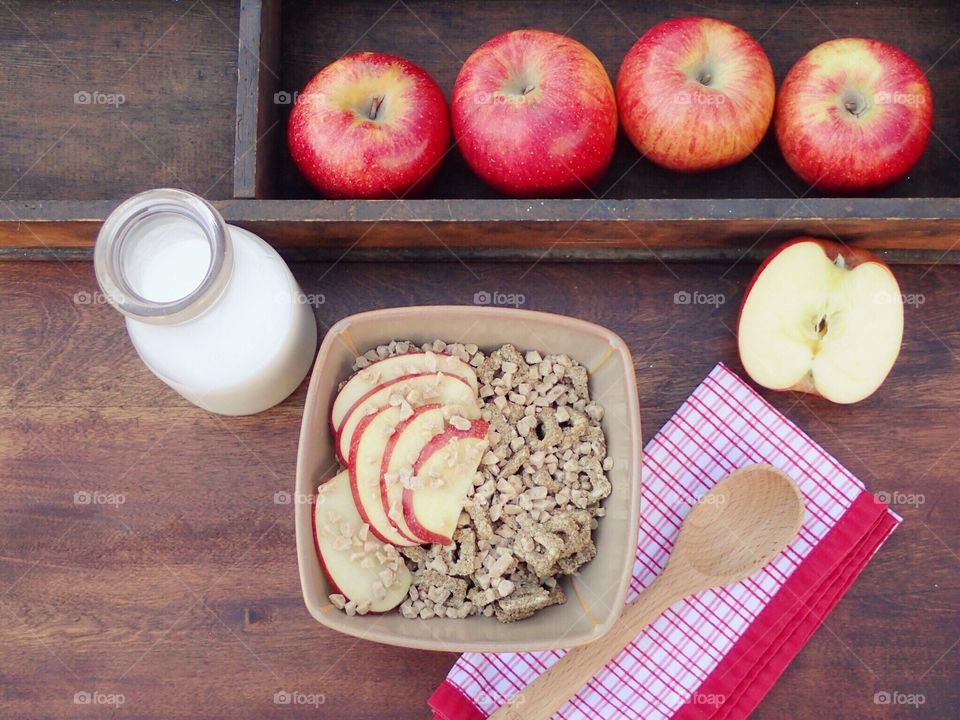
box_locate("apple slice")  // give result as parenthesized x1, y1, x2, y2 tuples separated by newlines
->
(312, 471, 412, 613)
(380, 403, 446, 541)
(336, 372, 479, 465)
(738, 238, 904, 404)
(331, 351, 478, 432)
(402, 420, 489, 545)
(349, 405, 423, 546)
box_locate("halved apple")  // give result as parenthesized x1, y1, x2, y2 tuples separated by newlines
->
(312, 471, 412, 613)
(738, 237, 904, 404)
(349, 405, 421, 546)
(380, 403, 446, 541)
(330, 351, 479, 433)
(336, 372, 479, 465)
(402, 420, 489, 545)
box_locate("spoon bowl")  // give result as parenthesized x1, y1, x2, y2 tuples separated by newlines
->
(677, 464, 806, 581)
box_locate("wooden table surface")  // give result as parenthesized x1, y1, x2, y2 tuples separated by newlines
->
(1, 258, 957, 719)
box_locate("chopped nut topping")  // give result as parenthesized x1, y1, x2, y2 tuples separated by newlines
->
(449, 415, 471, 431)
(329, 593, 346, 609)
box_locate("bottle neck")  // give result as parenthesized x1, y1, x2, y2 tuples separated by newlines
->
(94, 189, 233, 325)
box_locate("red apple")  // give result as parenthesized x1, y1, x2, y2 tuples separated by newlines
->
(330, 351, 478, 434)
(347, 404, 421, 546)
(312, 471, 411, 612)
(288, 52, 450, 199)
(452, 29, 617, 197)
(738, 237, 903, 404)
(335, 371, 479, 465)
(775, 38, 932, 194)
(379, 403, 445, 542)
(402, 419, 489, 545)
(616, 17, 775, 172)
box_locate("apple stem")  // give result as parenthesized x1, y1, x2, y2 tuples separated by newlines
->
(521, 85, 535, 96)
(697, 70, 712, 86)
(369, 96, 384, 121)
(842, 92, 867, 118)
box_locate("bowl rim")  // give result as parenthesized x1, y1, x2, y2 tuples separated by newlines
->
(295, 305, 642, 651)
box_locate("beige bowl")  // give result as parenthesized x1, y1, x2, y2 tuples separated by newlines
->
(295, 306, 642, 652)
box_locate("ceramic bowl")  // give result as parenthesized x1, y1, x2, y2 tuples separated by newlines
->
(295, 306, 641, 651)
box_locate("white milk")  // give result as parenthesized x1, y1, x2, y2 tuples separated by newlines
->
(122, 220, 317, 415)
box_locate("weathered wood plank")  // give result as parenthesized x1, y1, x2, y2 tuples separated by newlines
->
(1, 198, 960, 262)
(1, 259, 957, 718)
(233, 0, 282, 199)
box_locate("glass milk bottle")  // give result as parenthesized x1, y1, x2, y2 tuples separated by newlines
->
(94, 189, 317, 415)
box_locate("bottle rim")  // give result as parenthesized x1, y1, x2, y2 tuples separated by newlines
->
(94, 188, 233, 323)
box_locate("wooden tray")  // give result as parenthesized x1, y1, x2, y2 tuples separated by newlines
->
(2, 0, 958, 262)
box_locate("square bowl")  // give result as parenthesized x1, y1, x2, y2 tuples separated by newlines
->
(295, 306, 642, 652)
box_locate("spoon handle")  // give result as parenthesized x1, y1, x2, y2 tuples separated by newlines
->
(490, 568, 694, 720)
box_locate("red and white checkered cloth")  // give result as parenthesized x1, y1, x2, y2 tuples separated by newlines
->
(430, 363, 900, 720)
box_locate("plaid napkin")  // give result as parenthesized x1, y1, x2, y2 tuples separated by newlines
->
(429, 363, 900, 720)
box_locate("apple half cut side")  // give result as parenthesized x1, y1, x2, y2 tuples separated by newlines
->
(336, 372, 480, 465)
(330, 352, 479, 433)
(402, 420, 490, 545)
(349, 405, 423, 546)
(738, 238, 904, 404)
(312, 471, 412, 613)
(380, 403, 446, 541)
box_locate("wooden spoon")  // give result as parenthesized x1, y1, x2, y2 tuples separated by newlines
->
(491, 464, 805, 720)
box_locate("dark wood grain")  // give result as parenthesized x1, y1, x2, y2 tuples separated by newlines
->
(3, 198, 960, 263)
(0, 0, 240, 200)
(277, 0, 960, 201)
(1, 259, 957, 719)
(233, 0, 282, 199)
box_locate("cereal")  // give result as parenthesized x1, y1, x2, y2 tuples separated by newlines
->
(348, 340, 612, 623)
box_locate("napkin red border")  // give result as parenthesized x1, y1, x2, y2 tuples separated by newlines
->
(673, 490, 896, 719)
(429, 491, 896, 720)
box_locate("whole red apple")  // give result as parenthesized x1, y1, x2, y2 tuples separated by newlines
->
(617, 17, 775, 172)
(775, 38, 932, 194)
(738, 237, 903, 404)
(288, 52, 450, 199)
(452, 30, 617, 198)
